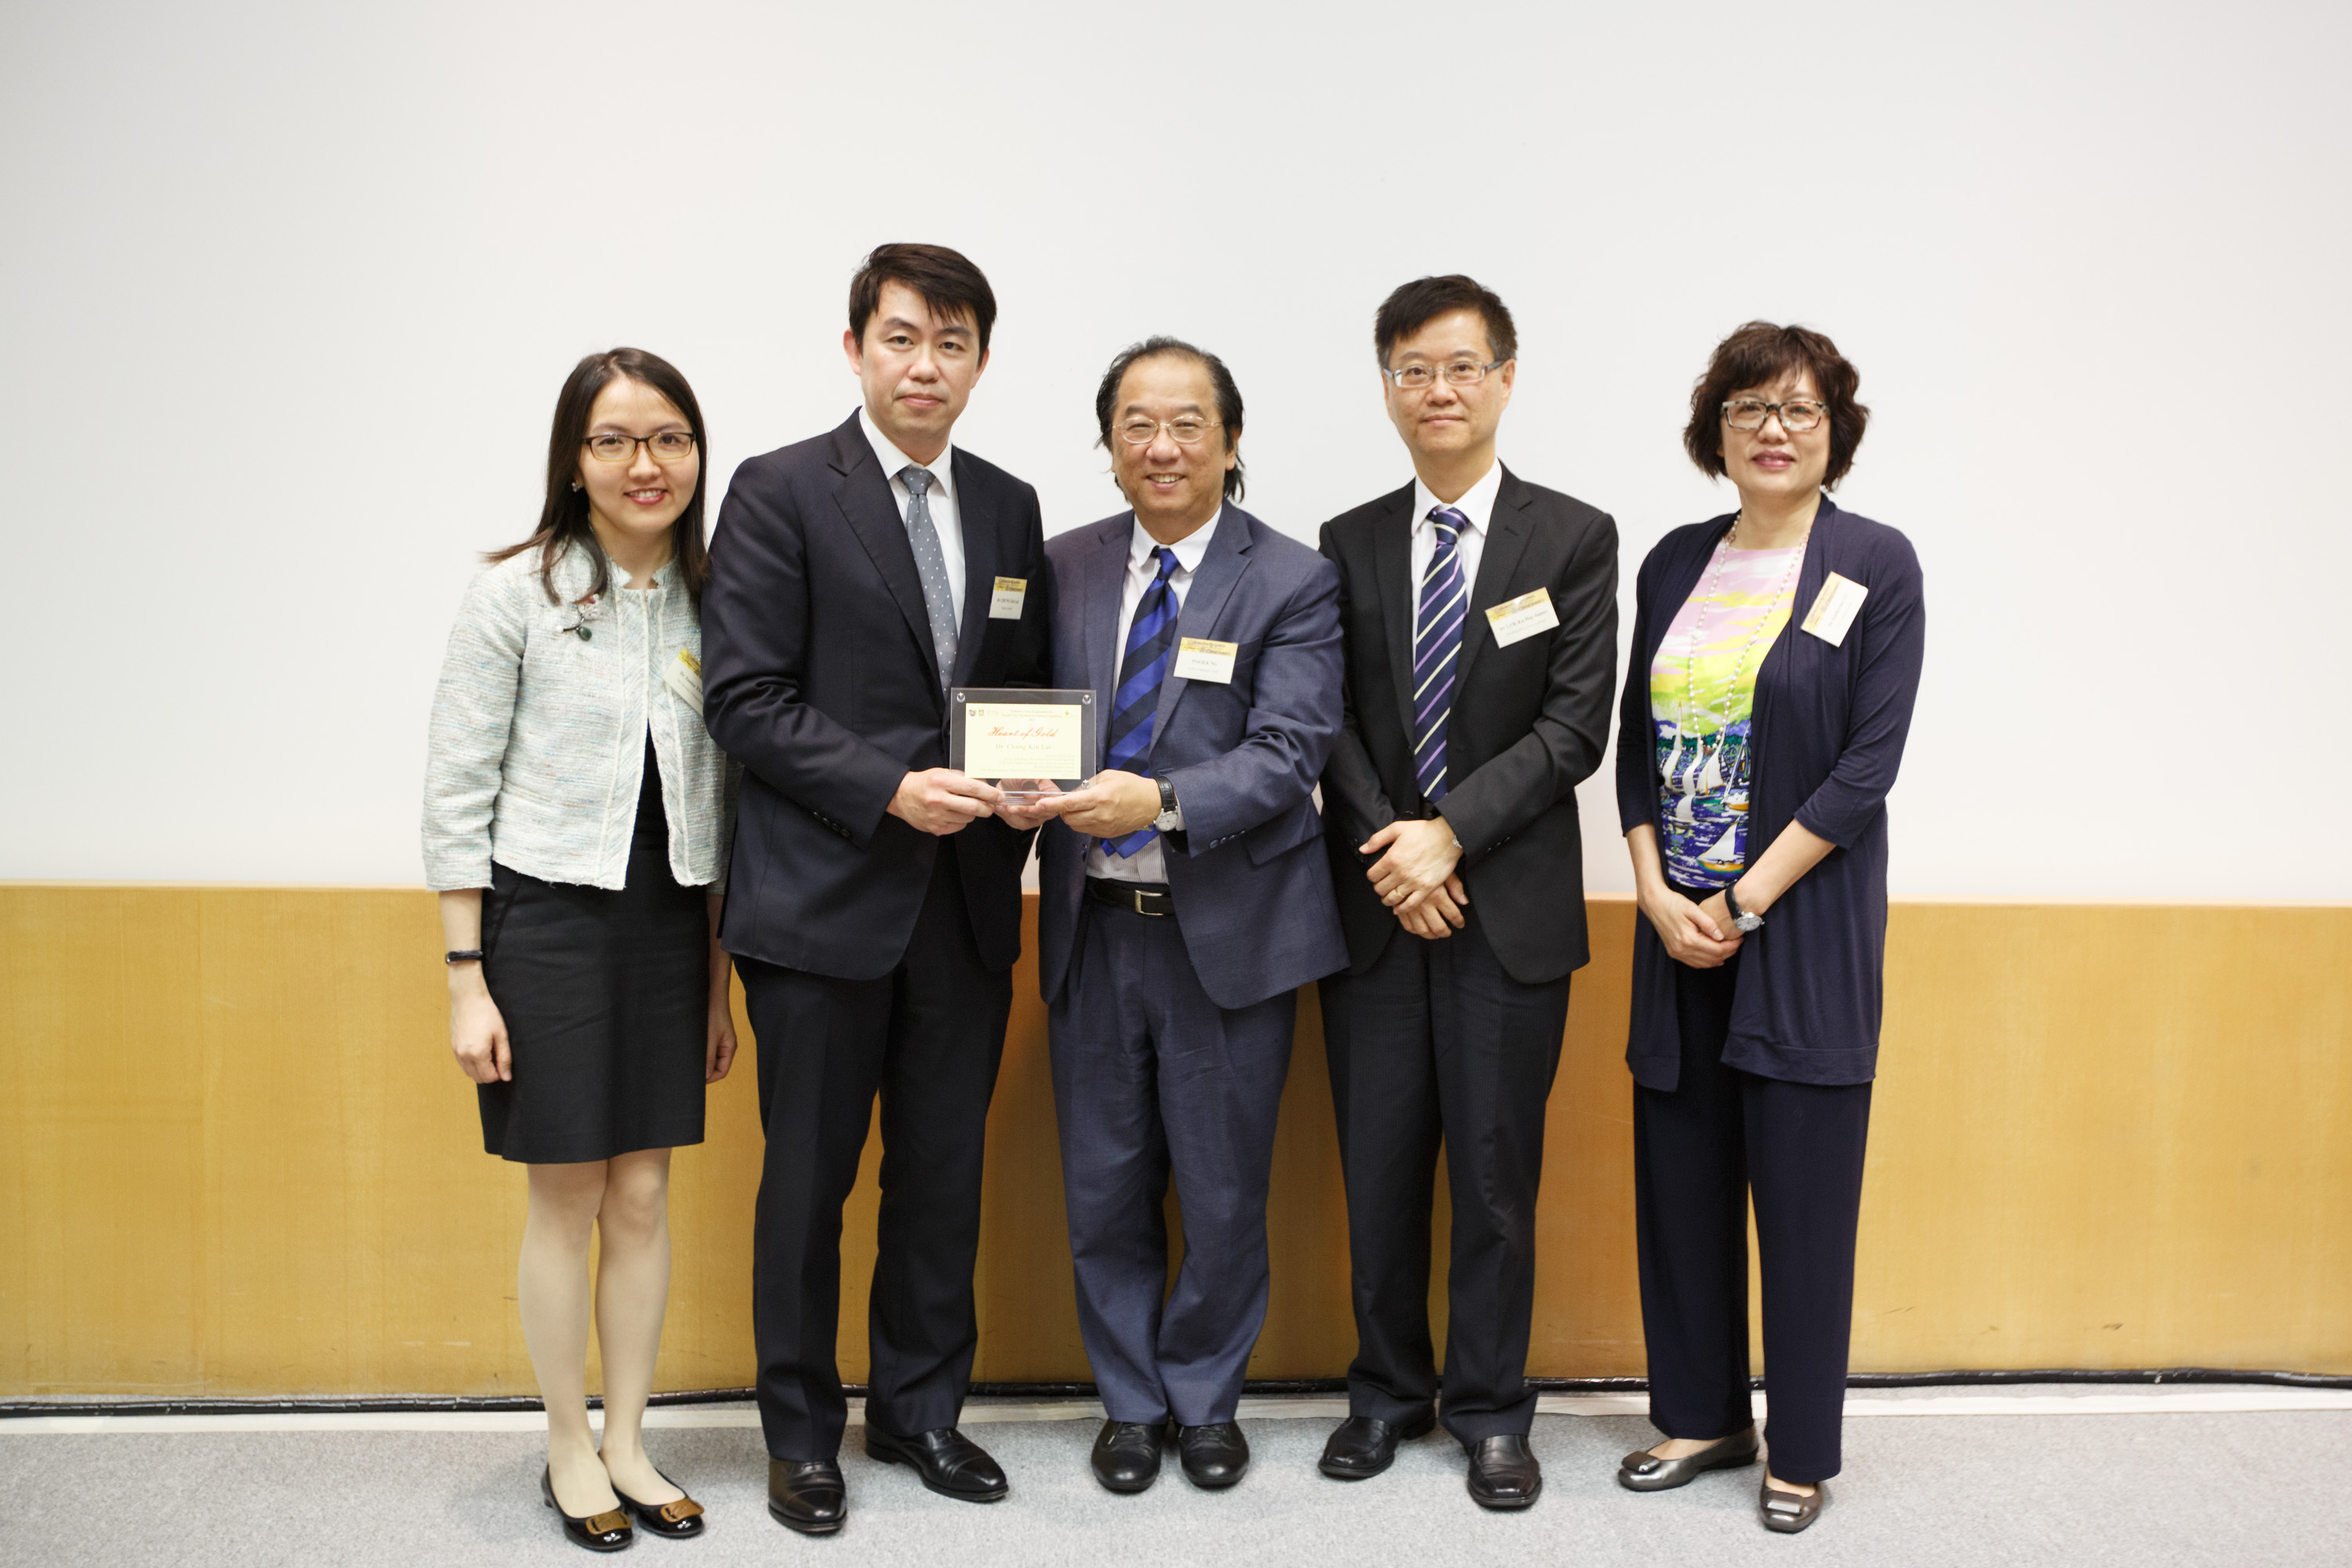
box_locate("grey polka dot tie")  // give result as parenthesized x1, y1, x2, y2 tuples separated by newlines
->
(898, 465, 959, 690)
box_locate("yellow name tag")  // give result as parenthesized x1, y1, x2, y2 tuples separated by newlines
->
(1801, 572, 1868, 647)
(662, 648, 704, 715)
(989, 576, 1028, 619)
(1171, 637, 1238, 684)
(1483, 587, 1559, 648)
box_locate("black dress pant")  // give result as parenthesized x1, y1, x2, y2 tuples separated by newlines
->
(1319, 904, 1571, 1443)
(1633, 946, 1872, 1484)
(739, 842, 1011, 1461)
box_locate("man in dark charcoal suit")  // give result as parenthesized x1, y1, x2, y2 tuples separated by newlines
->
(1313, 276, 1618, 1509)
(1004, 337, 1345, 1497)
(700, 244, 1050, 1534)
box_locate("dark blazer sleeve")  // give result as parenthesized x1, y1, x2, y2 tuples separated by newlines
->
(1792, 530, 1926, 847)
(1316, 521, 1396, 852)
(1616, 543, 1666, 835)
(1438, 511, 1620, 859)
(1164, 555, 1345, 848)
(700, 456, 908, 850)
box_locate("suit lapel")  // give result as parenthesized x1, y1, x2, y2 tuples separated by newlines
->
(1152, 507, 1251, 747)
(827, 416, 941, 692)
(1454, 466, 1536, 694)
(1083, 516, 1131, 713)
(949, 450, 997, 688)
(1369, 482, 1418, 745)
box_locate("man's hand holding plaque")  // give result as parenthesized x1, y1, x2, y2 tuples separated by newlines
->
(949, 687, 1100, 827)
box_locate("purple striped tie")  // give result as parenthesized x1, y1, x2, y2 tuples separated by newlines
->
(1412, 507, 1468, 804)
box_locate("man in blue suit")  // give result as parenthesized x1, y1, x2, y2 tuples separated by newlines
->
(1011, 337, 1345, 1495)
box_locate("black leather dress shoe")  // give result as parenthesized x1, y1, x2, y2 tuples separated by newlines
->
(542, 1466, 633, 1552)
(1759, 1475, 1830, 1533)
(768, 1457, 847, 1536)
(1465, 1435, 1542, 1510)
(1617, 1425, 1760, 1492)
(612, 1473, 705, 1539)
(863, 1425, 1009, 1503)
(1090, 1419, 1166, 1494)
(1174, 1421, 1251, 1489)
(1318, 1410, 1436, 1479)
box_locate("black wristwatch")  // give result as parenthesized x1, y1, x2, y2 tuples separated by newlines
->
(445, 949, 485, 965)
(1722, 884, 1764, 934)
(1152, 776, 1181, 833)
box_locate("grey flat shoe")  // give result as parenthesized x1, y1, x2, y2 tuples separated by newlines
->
(1759, 1475, 1830, 1533)
(1617, 1426, 1760, 1492)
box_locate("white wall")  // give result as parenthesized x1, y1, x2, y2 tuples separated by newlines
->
(4, 1, 2344, 896)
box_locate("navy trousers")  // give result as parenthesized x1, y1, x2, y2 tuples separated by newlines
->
(1319, 905, 1570, 1443)
(1633, 946, 1872, 1484)
(740, 844, 1011, 1461)
(1048, 895, 1297, 1427)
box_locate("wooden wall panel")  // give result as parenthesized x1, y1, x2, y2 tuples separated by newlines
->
(1, 885, 2345, 1398)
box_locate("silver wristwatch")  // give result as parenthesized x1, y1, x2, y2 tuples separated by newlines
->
(1152, 776, 1182, 833)
(1722, 884, 1764, 933)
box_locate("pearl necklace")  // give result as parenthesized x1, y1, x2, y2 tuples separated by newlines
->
(1664, 514, 1807, 815)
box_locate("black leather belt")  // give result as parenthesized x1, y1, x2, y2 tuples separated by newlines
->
(1085, 879, 1174, 918)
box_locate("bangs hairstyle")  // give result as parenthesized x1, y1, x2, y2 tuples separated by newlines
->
(1373, 274, 1518, 368)
(1093, 336, 1247, 503)
(848, 242, 998, 355)
(489, 347, 711, 607)
(1684, 321, 1870, 490)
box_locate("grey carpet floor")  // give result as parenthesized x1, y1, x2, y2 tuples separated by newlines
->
(4, 1399, 2347, 1566)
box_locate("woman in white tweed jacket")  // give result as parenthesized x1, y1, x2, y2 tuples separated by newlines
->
(423, 347, 735, 1550)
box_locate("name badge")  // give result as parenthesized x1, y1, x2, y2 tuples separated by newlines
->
(1800, 572, 1868, 647)
(1483, 588, 1559, 648)
(662, 648, 704, 716)
(988, 575, 1028, 619)
(1171, 637, 1238, 684)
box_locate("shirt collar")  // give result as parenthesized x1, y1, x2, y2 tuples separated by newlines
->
(607, 553, 677, 591)
(1129, 505, 1223, 575)
(859, 405, 956, 499)
(1412, 459, 1504, 539)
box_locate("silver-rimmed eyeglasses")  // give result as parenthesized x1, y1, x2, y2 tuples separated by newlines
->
(1722, 399, 1827, 433)
(583, 430, 698, 463)
(1381, 358, 1506, 390)
(1116, 418, 1221, 446)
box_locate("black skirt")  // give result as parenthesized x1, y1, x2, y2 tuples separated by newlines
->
(477, 737, 709, 1163)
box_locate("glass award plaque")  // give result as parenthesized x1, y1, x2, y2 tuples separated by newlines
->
(949, 688, 1098, 800)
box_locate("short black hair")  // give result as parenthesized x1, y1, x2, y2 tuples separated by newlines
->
(1373, 274, 1517, 368)
(848, 242, 998, 355)
(1684, 321, 1871, 490)
(1093, 336, 1247, 502)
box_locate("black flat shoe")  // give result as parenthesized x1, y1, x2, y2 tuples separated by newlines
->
(1090, 1419, 1166, 1494)
(1465, 1435, 1542, 1510)
(1760, 1475, 1830, 1534)
(1617, 1425, 1761, 1492)
(863, 1425, 1009, 1503)
(1175, 1421, 1250, 1489)
(767, 1457, 846, 1536)
(1318, 1410, 1436, 1479)
(612, 1472, 705, 1539)
(542, 1465, 633, 1552)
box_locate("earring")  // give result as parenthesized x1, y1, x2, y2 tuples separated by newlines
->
(571, 480, 583, 492)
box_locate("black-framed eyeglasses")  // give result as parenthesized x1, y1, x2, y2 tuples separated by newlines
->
(1722, 399, 1827, 433)
(1116, 417, 1221, 446)
(1381, 358, 1506, 390)
(583, 430, 698, 463)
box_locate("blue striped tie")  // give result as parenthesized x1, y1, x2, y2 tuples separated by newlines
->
(1412, 507, 1469, 804)
(1101, 546, 1181, 858)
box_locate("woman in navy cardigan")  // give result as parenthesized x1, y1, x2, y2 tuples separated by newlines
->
(1610, 323, 1924, 1534)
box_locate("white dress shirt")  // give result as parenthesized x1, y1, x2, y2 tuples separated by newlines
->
(1409, 459, 1503, 639)
(1087, 506, 1222, 885)
(860, 405, 966, 623)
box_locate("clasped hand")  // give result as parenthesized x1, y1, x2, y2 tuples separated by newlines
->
(1362, 817, 1468, 940)
(1639, 883, 1743, 968)
(991, 769, 1160, 837)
